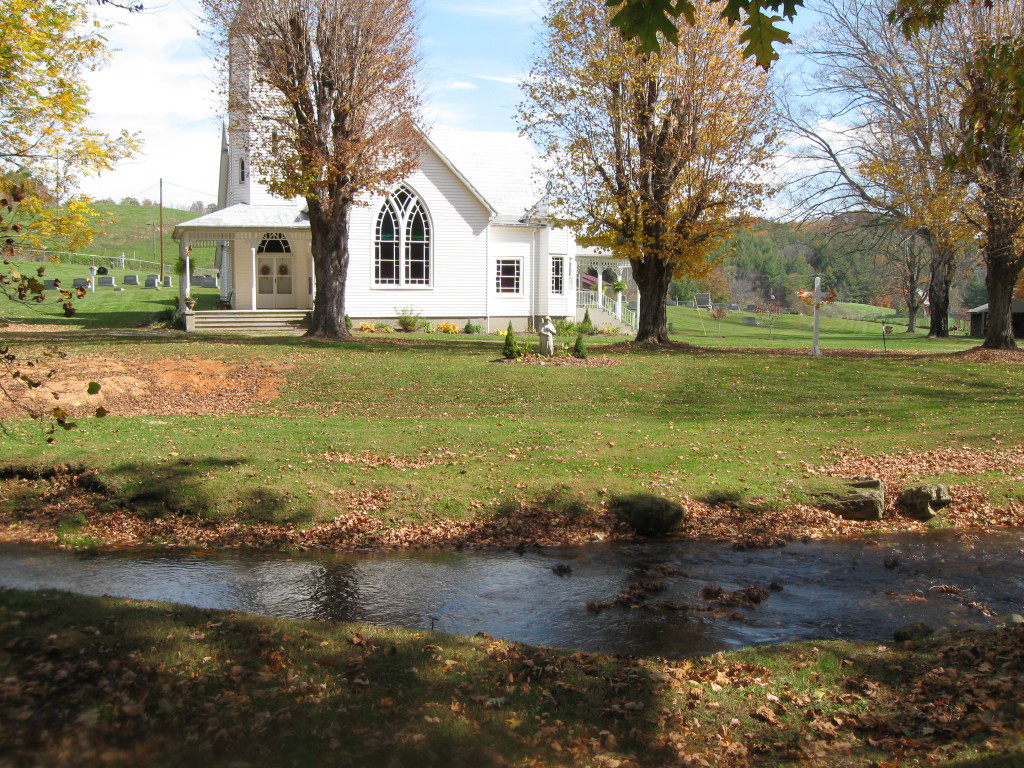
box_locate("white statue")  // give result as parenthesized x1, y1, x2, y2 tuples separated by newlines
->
(538, 315, 556, 357)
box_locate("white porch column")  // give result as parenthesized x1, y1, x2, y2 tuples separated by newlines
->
(177, 240, 189, 311)
(596, 267, 603, 299)
(309, 252, 316, 305)
(615, 269, 623, 320)
(251, 247, 257, 311)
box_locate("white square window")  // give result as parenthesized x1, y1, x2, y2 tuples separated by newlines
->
(495, 259, 521, 293)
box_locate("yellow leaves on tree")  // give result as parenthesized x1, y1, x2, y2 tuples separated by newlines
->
(521, 0, 778, 343)
(0, 0, 139, 252)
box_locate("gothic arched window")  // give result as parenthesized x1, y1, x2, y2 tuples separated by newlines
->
(374, 186, 431, 286)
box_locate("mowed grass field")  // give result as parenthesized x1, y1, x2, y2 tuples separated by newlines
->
(0, 306, 1017, 528)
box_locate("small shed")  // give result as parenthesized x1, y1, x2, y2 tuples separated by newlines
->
(968, 297, 1024, 338)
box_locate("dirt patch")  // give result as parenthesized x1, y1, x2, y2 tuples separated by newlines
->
(0, 355, 287, 418)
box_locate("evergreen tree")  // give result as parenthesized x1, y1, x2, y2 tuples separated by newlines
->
(502, 321, 522, 359)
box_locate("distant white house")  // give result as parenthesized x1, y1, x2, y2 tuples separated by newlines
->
(173, 123, 636, 334)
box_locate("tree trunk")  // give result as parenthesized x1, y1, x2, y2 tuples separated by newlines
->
(977, 143, 1023, 350)
(306, 197, 354, 340)
(983, 261, 1017, 349)
(905, 304, 918, 333)
(631, 254, 673, 344)
(926, 252, 953, 338)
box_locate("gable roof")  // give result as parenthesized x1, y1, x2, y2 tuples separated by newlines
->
(175, 128, 548, 239)
(968, 298, 1024, 314)
(427, 128, 546, 222)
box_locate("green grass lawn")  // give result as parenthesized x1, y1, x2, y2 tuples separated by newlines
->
(0, 321, 1018, 530)
(665, 303, 974, 352)
(1, 259, 221, 329)
(0, 588, 1019, 767)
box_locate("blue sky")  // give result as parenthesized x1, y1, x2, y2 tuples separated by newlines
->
(80, 0, 807, 209)
(80, 0, 548, 207)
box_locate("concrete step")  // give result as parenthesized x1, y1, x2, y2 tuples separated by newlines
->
(191, 310, 311, 333)
(575, 303, 633, 334)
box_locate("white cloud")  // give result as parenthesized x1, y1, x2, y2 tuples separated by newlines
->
(433, 0, 544, 23)
(448, 80, 478, 90)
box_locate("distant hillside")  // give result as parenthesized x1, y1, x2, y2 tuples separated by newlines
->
(85, 204, 207, 264)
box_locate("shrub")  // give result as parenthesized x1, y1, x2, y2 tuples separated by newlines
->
(357, 321, 377, 333)
(436, 322, 460, 334)
(421, 321, 434, 333)
(609, 494, 685, 537)
(395, 306, 423, 332)
(377, 323, 395, 333)
(344, 314, 353, 330)
(571, 334, 587, 359)
(463, 320, 483, 334)
(579, 308, 596, 335)
(554, 318, 579, 335)
(502, 321, 522, 359)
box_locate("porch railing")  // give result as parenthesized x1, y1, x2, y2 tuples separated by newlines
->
(576, 289, 638, 331)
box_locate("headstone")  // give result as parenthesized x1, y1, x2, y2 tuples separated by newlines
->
(201, 276, 218, 288)
(97, 276, 116, 287)
(43, 279, 58, 290)
(742, 316, 759, 326)
(190, 275, 203, 287)
(114, 287, 124, 292)
(728, 303, 739, 311)
(97, 266, 108, 275)
(163, 275, 173, 288)
(72, 277, 89, 288)
(746, 304, 757, 312)
(695, 292, 712, 309)
(684, 301, 696, 309)
(123, 274, 140, 286)
(143, 276, 159, 289)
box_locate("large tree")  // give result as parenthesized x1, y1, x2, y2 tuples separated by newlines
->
(521, 0, 777, 344)
(202, 0, 423, 339)
(783, 0, 974, 338)
(947, 0, 1024, 349)
(0, 0, 138, 253)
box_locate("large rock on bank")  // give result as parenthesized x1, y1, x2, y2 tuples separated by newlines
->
(808, 477, 885, 521)
(898, 483, 953, 521)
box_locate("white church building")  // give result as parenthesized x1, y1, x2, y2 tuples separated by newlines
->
(173, 125, 636, 334)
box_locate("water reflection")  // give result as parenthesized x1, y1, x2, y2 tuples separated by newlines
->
(1, 528, 1021, 659)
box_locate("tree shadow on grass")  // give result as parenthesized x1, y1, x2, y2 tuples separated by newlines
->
(0, 589, 670, 767)
(99, 457, 310, 527)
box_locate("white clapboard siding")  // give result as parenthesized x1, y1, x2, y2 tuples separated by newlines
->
(488, 226, 535, 319)
(345, 148, 492, 319)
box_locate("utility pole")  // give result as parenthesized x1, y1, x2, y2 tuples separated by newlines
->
(159, 178, 165, 282)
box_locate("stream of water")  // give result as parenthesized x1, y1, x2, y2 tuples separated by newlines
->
(1, 529, 1022, 658)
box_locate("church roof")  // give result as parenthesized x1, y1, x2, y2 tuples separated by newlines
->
(427, 129, 546, 221)
(173, 204, 308, 238)
(174, 129, 548, 240)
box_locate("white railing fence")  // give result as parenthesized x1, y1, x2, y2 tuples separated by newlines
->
(576, 289, 638, 332)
